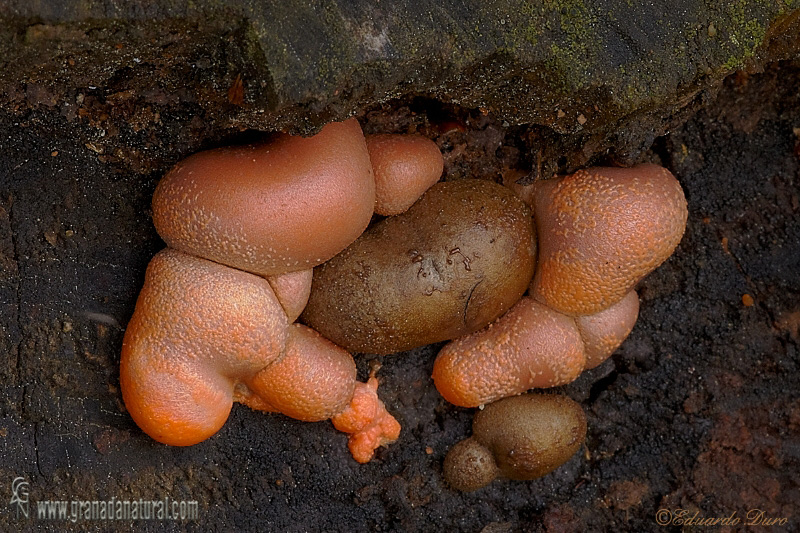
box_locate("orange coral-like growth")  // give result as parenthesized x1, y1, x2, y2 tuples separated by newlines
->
(331, 376, 402, 463)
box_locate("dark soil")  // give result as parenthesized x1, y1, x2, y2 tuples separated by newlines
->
(1, 61, 798, 532)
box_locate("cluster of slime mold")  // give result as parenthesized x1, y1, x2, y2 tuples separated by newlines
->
(120, 116, 687, 471)
(121, 119, 442, 462)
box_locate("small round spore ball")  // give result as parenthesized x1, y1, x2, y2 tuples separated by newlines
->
(444, 394, 587, 491)
(442, 437, 499, 492)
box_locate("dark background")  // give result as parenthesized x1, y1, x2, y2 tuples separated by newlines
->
(1, 61, 798, 531)
(1, 2, 799, 529)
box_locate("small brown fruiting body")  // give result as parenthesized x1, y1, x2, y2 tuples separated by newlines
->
(444, 394, 587, 491)
(302, 179, 537, 355)
(442, 437, 499, 492)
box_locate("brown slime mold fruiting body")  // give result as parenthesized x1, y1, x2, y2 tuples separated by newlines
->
(444, 394, 587, 491)
(302, 179, 536, 355)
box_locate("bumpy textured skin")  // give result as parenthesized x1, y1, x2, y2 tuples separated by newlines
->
(433, 290, 641, 406)
(302, 179, 536, 355)
(267, 269, 313, 323)
(331, 377, 402, 463)
(241, 324, 357, 422)
(433, 297, 586, 407)
(124, 119, 411, 462)
(577, 290, 640, 369)
(367, 134, 444, 216)
(151, 119, 376, 277)
(120, 248, 289, 446)
(530, 164, 687, 316)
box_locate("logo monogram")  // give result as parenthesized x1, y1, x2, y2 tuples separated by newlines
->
(10, 477, 29, 519)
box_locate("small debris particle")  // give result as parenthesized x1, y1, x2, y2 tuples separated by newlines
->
(557, 109, 566, 118)
(93, 428, 130, 454)
(708, 23, 717, 37)
(228, 74, 245, 106)
(742, 294, 754, 307)
(51, 150, 58, 157)
(604, 479, 650, 510)
(425, 446, 433, 455)
(577, 113, 587, 125)
(62, 321, 73, 333)
(44, 231, 57, 246)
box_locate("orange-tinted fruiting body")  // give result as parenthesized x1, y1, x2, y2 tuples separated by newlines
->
(502, 168, 536, 209)
(242, 324, 356, 422)
(267, 269, 313, 322)
(531, 164, 687, 316)
(120, 248, 288, 446)
(366, 134, 444, 215)
(152, 118, 376, 277)
(331, 377, 401, 463)
(433, 297, 586, 408)
(433, 292, 641, 407)
(577, 290, 639, 369)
